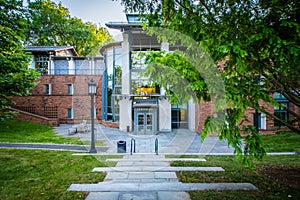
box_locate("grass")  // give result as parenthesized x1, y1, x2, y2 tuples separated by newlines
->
(171, 155, 300, 200)
(0, 119, 105, 145)
(0, 149, 121, 200)
(261, 131, 300, 152)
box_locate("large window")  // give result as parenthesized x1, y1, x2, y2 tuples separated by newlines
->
(35, 56, 49, 75)
(102, 47, 122, 122)
(274, 92, 289, 127)
(171, 103, 188, 129)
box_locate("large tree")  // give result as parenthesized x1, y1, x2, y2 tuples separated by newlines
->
(0, 0, 39, 120)
(26, 0, 113, 56)
(120, 0, 300, 166)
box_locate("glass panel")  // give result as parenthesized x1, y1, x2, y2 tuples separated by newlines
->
(138, 114, 144, 125)
(147, 114, 152, 125)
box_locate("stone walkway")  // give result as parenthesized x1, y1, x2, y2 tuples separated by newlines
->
(68, 154, 258, 200)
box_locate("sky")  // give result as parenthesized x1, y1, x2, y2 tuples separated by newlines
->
(52, 0, 127, 39)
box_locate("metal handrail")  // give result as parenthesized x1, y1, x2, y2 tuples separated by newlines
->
(155, 138, 158, 155)
(130, 138, 136, 155)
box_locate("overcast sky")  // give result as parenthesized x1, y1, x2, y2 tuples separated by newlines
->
(52, 0, 127, 39)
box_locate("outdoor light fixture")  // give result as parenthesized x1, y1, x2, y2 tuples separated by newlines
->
(88, 79, 97, 153)
(88, 79, 97, 95)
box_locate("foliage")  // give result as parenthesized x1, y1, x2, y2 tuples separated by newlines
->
(26, 0, 113, 56)
(120, 0, 300, 166)
(0, 0, 39, 121)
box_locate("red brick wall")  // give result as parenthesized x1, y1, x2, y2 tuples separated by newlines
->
(194, 100, 292, 135)
(195, 100, 214, 133)
(101, 120, 119, 129)
(12, 108, 59, 126)
(12, 75, 103, 125)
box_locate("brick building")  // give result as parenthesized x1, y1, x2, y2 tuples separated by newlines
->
(13, 15, 299, 134)
(13, 46, 104, 125)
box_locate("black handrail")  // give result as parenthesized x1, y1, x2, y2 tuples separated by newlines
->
(130, 138, 136, 155)
(155, 138, 158, 155)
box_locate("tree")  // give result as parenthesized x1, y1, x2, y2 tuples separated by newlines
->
(120, 0, 300, 166)
(26, 0, 113, 56)
(0, 0, 39, 120)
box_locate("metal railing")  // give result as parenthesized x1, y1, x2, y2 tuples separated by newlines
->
(12, 106, 58, 118)
(47, 68, 103, 75)
(130, 138, 136, 155)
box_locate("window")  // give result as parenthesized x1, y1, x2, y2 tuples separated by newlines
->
(45, 84, 51, 95)
(68, 108, 73, 119)
(68, 84, 73, 95)
(35, 56, 49, 75)
(274, 92, 289, 127)
(253, 112, 266, 130)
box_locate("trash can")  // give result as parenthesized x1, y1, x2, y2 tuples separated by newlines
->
(117, 140, 126, 153)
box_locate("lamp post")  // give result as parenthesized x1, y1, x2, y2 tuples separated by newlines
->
(88, 79, 97, 153)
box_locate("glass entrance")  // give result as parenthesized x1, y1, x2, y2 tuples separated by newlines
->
(137, 113, 153, 135)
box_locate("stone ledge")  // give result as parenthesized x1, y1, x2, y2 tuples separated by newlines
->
(92, 166, 224, 172)
(68, 182, 258, 192)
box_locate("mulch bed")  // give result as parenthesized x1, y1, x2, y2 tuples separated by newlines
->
(258, 166, 300, 190)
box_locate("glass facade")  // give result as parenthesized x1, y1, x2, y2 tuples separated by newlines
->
(102, 46, 122, 122)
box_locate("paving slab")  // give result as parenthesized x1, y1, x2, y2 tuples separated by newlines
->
(107, 158, 206, 162)
(93, 166, 224, 172)
(68, 182, 258, 192)
(86, 192, 119, 200)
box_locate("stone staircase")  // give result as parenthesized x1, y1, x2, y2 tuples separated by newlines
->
(68, 154, 257, 200)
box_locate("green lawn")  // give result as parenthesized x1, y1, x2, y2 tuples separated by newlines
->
(0, 120, 89, 145)
(0, 149, 120, 200)
(171, 155, 300, 200)
(261, 131, 300, 152)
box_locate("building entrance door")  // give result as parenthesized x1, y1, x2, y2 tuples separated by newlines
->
(134, 105, 157, 135)
(137, 113, 153, 135)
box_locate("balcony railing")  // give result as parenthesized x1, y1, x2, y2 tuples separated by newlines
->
(47, 68, 103, 75)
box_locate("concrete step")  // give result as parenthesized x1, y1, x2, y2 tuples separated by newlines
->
(86, 191, 190, 200)
(106, 158, 206, 162)
(104, 171, 178, 180)
(93, 166, 224, 172)
(68, 182, 258, 192)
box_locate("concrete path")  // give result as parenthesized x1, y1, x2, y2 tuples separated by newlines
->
(54, 124, 238, 155)
(68, 154, 258, 200)
(0, 142, 108, 152)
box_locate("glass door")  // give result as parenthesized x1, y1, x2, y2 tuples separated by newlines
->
(138, 113, 145, 133)
(145, 113, 153, 134)
(136, 113, 154, 135)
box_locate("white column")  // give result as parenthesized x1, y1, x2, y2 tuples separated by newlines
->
(119, 33, 132, 132)
(188, 100, 196, 131)
(121, 33, 131, 94)
(159, 98, 171, 132)
(49, 57, 54, 74)
(159, 41, 171, 132)
(68, 58, 75, 75)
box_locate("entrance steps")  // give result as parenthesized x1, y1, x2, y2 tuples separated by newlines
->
(68, 182, 257, 192)
(68, 154, 257, 200)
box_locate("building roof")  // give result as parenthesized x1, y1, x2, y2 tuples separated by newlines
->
(100, 41, 122, 55)
(25, 46, 78, 56)
(105, 13, 142, 31)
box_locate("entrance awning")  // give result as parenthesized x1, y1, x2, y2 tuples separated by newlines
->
(133, 103, 158, 108)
